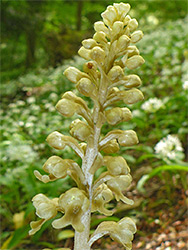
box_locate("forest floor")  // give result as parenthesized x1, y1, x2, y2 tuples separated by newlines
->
(92, 186, 188, 250)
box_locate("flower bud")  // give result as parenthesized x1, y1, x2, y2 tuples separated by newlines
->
(128, 18, 138, 32)
(105, 108, 120, 125)
(131, 30, 143, 43)
(108, 87, 119, 96)
(113, 3, 130, 19)
(94, 21, 109, 34)
(93, 31, 107, 44)
(123, 15, 131, 25)
(34, 156, 73, 183)
(101, 6, 117, 27)
(105, 107, 132, 125)
(78, 46, 91, 60)
(121, 108, 133, 121)
(118, 130, 138, 147)
(118, 54, 128, 68)
(104, 156, 130, 176)
(82, 38, 97, 49)
(64, 67, 86, 84)
(111, 21, 124, 39)
(59, 92, 92, 125)
(124, 74, 142, 88)
(108, 66, 124, 82)
(90, 46, 106, 65)
(127, 45, 140, 57)
(61, 91, 89, 111)
(70, 119, 92, 141)
(100, 139, 119, 154)
(62, 91, 76, 100)
(83, 61, 97, 73)
(117, 35, 130, 52)
(123, 88, 144, 104)
(46, 131, 66, 150)
(83, 61, 100, 79)
(43, 156, 70, 178)
(125, 55, 145, 69)
(76, 77, 95, 97)
(56, 98, 77, 117)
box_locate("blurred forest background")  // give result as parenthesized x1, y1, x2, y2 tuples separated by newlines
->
(1, 0, 188, 250)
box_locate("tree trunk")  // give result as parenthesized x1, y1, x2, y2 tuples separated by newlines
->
(77, 1, 83, 31)
(25, 30, 36, 68)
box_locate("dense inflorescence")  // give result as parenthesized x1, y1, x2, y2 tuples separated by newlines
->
(30, 3, 145, 250)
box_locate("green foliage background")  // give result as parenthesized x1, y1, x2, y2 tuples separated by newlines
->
(1, 0, 188, 249)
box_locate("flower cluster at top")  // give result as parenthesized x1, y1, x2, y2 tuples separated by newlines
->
(30, 3, 145, 249)
(62, 2, 144, 108)
(154, 135, 184, 160)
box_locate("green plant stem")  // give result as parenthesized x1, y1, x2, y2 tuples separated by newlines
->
(163, 172, 173, 200)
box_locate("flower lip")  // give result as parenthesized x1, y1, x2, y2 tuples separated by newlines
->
(52, 188, 90, 232)
(29, 194, 59, 235)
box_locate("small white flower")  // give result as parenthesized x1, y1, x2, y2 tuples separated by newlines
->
(27, 97, 36, 104)
(32, 105, 40, 111)
(22, 110, 30, 116)
(132, 110, 142, 117)
(18, 121, 24, 126)
(33, 145, 39, 150)
(28, 116, 37, 122)
(141, 98, 164, 112)
(147, 15, 159, 25)
(39, 143, 45, 149)
(49, 93, 58, 100)
(44, 103, 55, 111)
(25, 122, 34, 128)
(9, 103, 17, 108)
(154, 135, 184, 160)
(12, 108, 20, 114)
(182, 80, 188, 90)
(16, 100, 25, 106)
